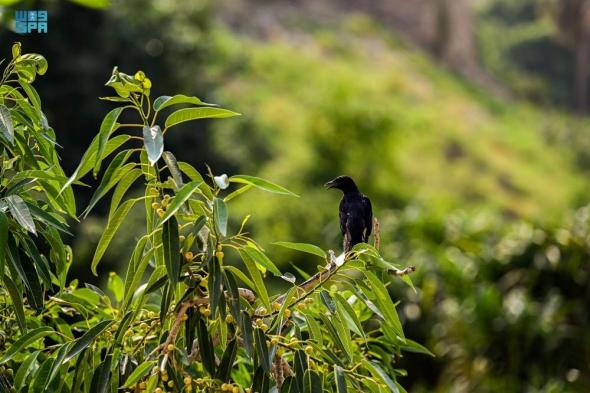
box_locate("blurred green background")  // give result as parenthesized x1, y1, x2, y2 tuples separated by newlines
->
(1, 0, 589, 391)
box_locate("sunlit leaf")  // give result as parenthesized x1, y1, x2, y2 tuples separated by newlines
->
(0, 104, 14, 144)
(5, 195, 36, 234)
(165, 107, 240, 128)
(229, 175, 298, 196)
(93, 107, 124, 176)
(91, 198, 140, 275)
(214, 197, 228, 236)
(123, 360, 156, 388)
(154, 94, 214, 111)
(273, 242, 326, 258)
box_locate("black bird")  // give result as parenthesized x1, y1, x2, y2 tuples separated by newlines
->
(325, 175, 373, 253)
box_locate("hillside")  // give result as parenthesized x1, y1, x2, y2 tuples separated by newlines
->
(205, 14, 588, 252)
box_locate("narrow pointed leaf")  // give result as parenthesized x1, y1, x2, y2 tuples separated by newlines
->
(0, 326, 53, 364)
(239, 249, 270, 310)
(229, 175, 298, 196)
(154, 94, 214, 111)
(165, 107, 239, 128)
(0, 104, 14, 144)
(91, 198, 139, 275)
(0, 212, 7, 277)
(215, 338, 238, 381)
(2, 275, 26, 333)
(273, 242, 326, 258)
(93, 107, 124, 176)
(196, 317, 216, 376)
(335, 366, 347, 393)
(162, 215, 180, 287)
(64, 320, 114, 363)
(5, 195, 36, 234)
(255, 328, 271, 373)
(123, 360, 156, 388)
(157, 180, 202, 225)
(213, 197, 228, 236)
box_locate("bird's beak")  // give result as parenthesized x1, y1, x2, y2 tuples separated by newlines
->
(324, 180, 336, 189)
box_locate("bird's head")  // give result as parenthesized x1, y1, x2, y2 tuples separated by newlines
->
(324, 175, 359, 193)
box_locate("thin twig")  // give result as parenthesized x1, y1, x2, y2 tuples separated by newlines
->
(373, 217, 380, 251)
(390, 266, 416, 276)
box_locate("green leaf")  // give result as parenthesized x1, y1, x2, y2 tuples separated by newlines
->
(239, 249, 270, 311)
(61, 134, 131, 194)
(5, 195, 36, 234)
(142, 125, 164, 166)
(123, 360, 156, 388)
(165, 107, 240, 128)
(30, 357, 53, 393)
(320, 290, 337, 313)
(158, 180, 202, 225)
(154, 94, 214, 111)
(0, 212, 7, 278)
(93, 107, 124, 176)
(334, 293, 365, 338)
(6, 238, 43, 311)
(364, 272, 404, 338)
(63, 320, 114, 363)
(241, 311, 254, 357)
(14, 351, 40, 390)
(255, 328, 271, 373)
(0, 104, 14, 144)
(304, 370, 322, 393)
(401, 338, 435, 357)
(216, 338, 238, 381)
(362, 360, 399, 393)
(162, 151, 184, 188)
(109, 168, 143, 217)
(91, 198, 139, 275)
(224, 265, 255, 291)
(213, 197, 228, 236)
(84, 150, 136, 216)
(177, 161, 213, 199)
(229, 175, 298, 196)
(90, 353, 112, 393)
(162, 215, 180, 288)
(26, 202, 71, 235)
(304, 314, 322, 344)
(252, 366, 270, 393)
(196, 317, 216, 376)
(273, 242, 326, 258)
(243, 246, 281, 276)
(2, 275, 26, 333)
(107, 272, 124, 302)
(0, 326, 53, 364)
(335, 365, 347, 393)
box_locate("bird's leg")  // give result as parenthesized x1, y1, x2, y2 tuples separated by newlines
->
(343, 233, 350, 254)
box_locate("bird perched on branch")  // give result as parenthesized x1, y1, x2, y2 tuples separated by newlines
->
(325, 175, 372, 253)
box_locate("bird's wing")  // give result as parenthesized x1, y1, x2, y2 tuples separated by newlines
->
(339, 198, 348, 236)
(362, 195, 373, 241)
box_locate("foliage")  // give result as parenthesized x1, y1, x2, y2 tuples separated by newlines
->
(204, 21, 590, 391)
(206, 22, 587, 249)
(382, 204, 590, 392)
(0, 42, 75, 329)
(0, 46, 423, 392)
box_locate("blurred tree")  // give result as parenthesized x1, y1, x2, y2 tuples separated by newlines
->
(558, 0, 590, 113)
(436, 0, 477, 75)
